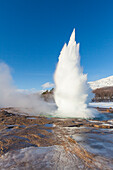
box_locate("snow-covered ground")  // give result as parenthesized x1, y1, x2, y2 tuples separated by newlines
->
(89, 102, 113, 108)
(89, 75, 113, 90)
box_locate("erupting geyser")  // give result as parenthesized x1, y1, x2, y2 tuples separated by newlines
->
(54, 29, 95, 118)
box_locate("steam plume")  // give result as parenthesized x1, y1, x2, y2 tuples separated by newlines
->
(0, 62, 55, 115)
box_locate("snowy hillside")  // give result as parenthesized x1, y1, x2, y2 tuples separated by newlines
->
(89, 76, 113, 90)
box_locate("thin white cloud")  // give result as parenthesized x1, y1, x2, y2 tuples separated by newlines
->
(17, 88, 38, 94)
(17, 88, 45, 95)
(42, 82, 54, 89)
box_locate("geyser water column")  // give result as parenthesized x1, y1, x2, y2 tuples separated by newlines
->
(54, 29, 95, 118)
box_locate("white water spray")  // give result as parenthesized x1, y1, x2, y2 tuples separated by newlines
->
(54, 29, 95, 118)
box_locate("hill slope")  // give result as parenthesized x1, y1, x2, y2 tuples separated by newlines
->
(89, 76, 113, 90)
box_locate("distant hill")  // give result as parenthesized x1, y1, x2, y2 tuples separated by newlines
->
(92, 86, 113, 102)
(41, 88, 54, 102)
(89, 76, 113, 90)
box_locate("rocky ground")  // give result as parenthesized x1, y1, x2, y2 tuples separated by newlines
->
(0, 107, 113, 169)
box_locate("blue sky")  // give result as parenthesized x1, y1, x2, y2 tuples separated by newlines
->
(0, 0, 113, 90)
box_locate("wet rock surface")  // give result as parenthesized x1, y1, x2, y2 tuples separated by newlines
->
(0, 108, 113, 169)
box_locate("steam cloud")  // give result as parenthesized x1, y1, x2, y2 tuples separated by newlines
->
(0, 62, 55, 115)
(54, 29, 96, 118)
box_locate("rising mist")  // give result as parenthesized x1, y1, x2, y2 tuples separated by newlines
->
(0, 62, 55, 115)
